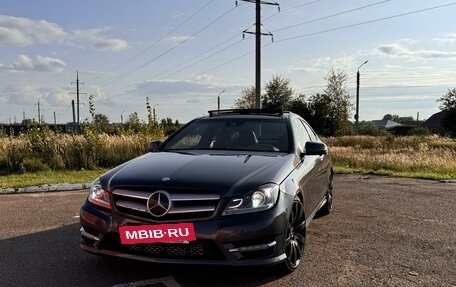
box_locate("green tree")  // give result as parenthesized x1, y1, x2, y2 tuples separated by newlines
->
(438, 88, 456, 137)
(93, 113, 110, 133)
(88, 94, 95, 120)
(146, 97, 155, 126)
(234, 86, 256, 109)
(304, 69, 353, 136)
(124, 112, 141, 132)
(261, 75, 293, 111)
(287, 94, 312, 121)
(323, 68, 352, 135)
(160, 117, 182, 136)
(307, 93, 333, 136)
(382, 114, 393, 120)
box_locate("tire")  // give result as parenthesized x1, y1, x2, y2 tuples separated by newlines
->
(278, 196, 306, 274)
(317, 173, 333, 217)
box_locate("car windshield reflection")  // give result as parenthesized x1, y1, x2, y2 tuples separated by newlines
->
(161, 118, 290, 153)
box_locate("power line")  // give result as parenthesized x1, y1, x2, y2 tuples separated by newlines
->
(104, 34, 246, 96)
(98, 5, 239, 88)
(263, 0, 323, 22)
(275, 2, 456, 42)
(89, 0, 216, 83)
(272, 0, 390, 33)
(108, 2, 456, 104)
(111, 44, 263, 102)
(103, 1, 451, 99)
(110, 37, 247, 96)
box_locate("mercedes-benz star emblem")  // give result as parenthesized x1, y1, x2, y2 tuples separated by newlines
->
(147, 190, 172, 217)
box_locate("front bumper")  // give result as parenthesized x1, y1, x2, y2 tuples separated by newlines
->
(79, 197, 290, 266)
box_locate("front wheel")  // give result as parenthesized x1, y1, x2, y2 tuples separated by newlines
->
(278, 196, 306, 273)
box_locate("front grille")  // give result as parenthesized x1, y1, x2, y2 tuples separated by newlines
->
(127, 240, 224, 259)
(112, 188, 220, 221)
(99, 234, 225, 260)
(129, 242, 205, 257)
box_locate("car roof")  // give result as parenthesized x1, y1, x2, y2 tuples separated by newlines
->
(201, 109, 291, 120)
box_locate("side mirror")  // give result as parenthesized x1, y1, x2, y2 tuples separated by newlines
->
(303, 141, 328, 156)
(148, 140, 162, 152)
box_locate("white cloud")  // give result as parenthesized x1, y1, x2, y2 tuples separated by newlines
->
(434, 33, 456, 45)
(0, 15, 129, 52)
(0, 84, 72, 107)
(193, 74, 220, 86)
(284, 55, 356, 77)
(376, 43, 456, 60)
(0, 15, 66, 46)
(69, 28, 130, 52)
(286, 66, 321, 74)
(0, 54, 66, 72)
(0, 85, 36, 105)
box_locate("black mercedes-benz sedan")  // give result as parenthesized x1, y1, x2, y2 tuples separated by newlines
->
(80, 109, 333, 272)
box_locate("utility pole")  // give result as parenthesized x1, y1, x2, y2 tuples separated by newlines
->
(37, 99, 41, 125)
(217, 90, 225, 112)
(22, 109, 25, 122)
(356, 60, 368, 134)
(71, 100, 76, 123)
(239, 0, 279, 109)
(54, 112, 57, 125)
(153, 104, 159, 123)
(70, 70, 86, 127)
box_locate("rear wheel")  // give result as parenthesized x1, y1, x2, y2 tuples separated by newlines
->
(279, 196, 306, 273)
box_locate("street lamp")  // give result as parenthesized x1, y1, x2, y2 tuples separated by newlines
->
(356, 60, 368, 134)
(217, 90, 225, 112)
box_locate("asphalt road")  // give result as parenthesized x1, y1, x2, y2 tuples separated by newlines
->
(0, 175, 455, 287)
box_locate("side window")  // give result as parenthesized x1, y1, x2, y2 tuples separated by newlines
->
(292, 118, 311, 153)
(300, 119, 318, 142)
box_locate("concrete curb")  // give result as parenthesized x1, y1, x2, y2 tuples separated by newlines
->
(0, 183, 91, 195)
(439, 179, 456, 183)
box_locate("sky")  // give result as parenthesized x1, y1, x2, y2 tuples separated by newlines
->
(1, 0, 456, 124)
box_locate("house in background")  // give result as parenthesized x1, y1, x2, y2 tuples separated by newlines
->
(423, 111, 447, 135)
(370, 119, 403, 130)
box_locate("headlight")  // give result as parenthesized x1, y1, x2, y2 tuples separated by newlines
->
(222, 183, 279, 215)
(88, 178, 111, 209)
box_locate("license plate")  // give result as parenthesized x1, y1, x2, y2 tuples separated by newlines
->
(119, 223, 196, 245)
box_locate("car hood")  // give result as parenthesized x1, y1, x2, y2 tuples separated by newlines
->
(102, 151, 296, 197)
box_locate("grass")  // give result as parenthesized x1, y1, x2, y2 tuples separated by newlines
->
(326, 135, 456, 180)
(0, 133, 455, 189)
(0, 169, 108, 189)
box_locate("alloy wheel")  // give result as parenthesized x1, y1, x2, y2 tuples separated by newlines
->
(284, 198, 306, 270)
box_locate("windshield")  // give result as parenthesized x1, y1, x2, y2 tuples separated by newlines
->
(162, 118, 290, 153)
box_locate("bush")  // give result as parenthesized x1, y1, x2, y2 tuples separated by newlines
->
(408, 126, 430, 136)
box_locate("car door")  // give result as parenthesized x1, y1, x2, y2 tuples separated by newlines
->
(301, 119, 330, 207)
(290, 118, 323, 218)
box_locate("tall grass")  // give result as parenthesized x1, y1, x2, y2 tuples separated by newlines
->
(0, 126, 162, 175)
(1, 129, 455, 180)
(325, 135, 456, 179)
